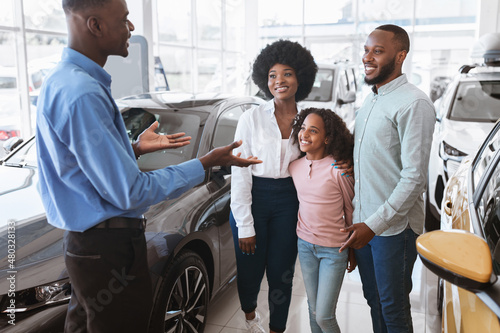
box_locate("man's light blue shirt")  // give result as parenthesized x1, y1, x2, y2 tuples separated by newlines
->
(353, 74, 436, 236)
(36, 48, 204, 232)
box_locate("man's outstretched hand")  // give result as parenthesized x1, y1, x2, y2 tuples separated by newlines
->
(339, 223, 375, 253)
(199, 140, 262, 169)
(132, 121, 192, 157)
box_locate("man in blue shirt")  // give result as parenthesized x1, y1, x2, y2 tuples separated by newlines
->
(339, 25, 435, 332)
(36, 0, 261, 331)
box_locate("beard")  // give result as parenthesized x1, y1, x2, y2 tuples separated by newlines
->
(364, 56, 397, 86)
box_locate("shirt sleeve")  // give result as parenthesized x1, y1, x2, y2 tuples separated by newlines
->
(230, 111, 256, 238)
(55, 93, 205, 211)
(337, 173, 355, 227)
(365, 99, 436, 235)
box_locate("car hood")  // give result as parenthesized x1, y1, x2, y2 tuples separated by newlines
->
(441, 119, 495, 155)
(0, 165, 66, 291)
(0, 165, 45, 226)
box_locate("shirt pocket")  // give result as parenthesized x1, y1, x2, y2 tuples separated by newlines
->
(365, 115, 395, 150)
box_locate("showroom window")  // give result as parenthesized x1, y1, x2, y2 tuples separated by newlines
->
(0, 0, 66, 157)
(156, 0, 246, 94)
(256, 0, 478, 100)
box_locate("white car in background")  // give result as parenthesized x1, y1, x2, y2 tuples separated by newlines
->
(426, 33, 500, 231)
(298, 61, 360, 132)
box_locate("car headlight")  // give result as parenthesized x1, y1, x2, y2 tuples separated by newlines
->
(440, 140, 467, 161)
(0, 279, 70, 313)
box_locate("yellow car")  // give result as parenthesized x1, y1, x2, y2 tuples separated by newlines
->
(417, 119, 500, 332)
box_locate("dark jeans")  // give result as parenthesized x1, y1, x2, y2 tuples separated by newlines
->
(63, 228, 152, 333)
(230, 176, 299, 333)
(354, 228, 418, 333)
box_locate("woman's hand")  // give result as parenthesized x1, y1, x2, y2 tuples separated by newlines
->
(239, 236, 257, 255)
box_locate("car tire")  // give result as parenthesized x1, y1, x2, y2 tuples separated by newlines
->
(425, 190, 440, 231)
(149, 250, 210, 333)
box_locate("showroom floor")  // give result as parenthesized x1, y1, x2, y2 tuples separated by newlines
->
(205, 257, 441, 333)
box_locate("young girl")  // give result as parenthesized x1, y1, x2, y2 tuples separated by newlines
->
(289, 107, 356, 333)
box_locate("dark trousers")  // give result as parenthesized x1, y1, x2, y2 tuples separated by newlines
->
(63, 228, 152, 333)
(230, 176, 299, 333)
(354, 228, 418, 333)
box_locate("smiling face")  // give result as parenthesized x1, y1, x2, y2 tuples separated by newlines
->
(267, 63, 299, 102)
(298, 113, 327, 160)
(99, 0, 135, 58)
(362, 29, 406, 89)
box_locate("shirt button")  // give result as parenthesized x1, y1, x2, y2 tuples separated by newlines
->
(358, 139, 361, 142)
(355, 159, 358, 163)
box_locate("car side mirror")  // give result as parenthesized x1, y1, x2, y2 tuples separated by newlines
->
(3, 137, 23, 155)
(337, 91, 356, 105)
(417, 230, 494, 290)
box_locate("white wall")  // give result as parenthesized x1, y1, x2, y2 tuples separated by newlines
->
(477, 0, 500, 37)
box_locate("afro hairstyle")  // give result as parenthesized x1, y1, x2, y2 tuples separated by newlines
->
(252, 39, 317, 102)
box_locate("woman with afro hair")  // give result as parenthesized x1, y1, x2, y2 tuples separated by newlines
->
(230, 39, 317, 333)
(289, 108, 356, 333)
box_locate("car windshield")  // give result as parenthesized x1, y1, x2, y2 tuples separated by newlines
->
(304, 69, 334, 102)
(450, 80, 500, 122)
(3, 138, 37, 167)
(122, 108, 203, 171)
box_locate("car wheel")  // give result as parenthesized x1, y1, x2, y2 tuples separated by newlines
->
(149, 250, 210, 333)
(425, 190, 440, 231)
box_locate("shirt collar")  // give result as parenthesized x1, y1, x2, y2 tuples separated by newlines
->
(265, 98, 302, 118)
(371, 73, 408, 96)
(61, 47, 112, 88)
(264, 99, 275, 118)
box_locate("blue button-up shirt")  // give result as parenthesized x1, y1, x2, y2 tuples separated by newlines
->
(36, 48, 204, 232)
(353, 74, 435, 236)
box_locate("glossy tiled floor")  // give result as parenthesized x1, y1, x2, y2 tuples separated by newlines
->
(205, 257, 442, 333)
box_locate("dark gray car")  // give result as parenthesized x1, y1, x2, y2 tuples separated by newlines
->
(0, 92, 264, 332)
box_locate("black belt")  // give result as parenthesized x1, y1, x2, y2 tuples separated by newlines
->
(92, 217, 146, 230)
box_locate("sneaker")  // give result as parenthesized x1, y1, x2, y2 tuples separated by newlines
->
(245, 310, 265, 333)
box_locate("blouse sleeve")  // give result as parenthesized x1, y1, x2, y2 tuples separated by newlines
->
(230, 110, 256, 238)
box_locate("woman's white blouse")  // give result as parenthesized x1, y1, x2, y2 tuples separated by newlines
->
(230, 99, 301, 238)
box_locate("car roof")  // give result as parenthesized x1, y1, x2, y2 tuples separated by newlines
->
(460, 70, 500, 81)
(117, 91, 235, 110)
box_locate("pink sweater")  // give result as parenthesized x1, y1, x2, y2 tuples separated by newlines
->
(289, 155, 355, 247)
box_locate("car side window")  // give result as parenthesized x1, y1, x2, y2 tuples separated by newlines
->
(122, 108, 202, 171)
(473, 123, 500, 189)
(304, 69, 334, 102)
(212, 105, 246, 149)
(346, 68, 357, 92)
(338, 70, 349, 100)
(478, 161, 500, 275)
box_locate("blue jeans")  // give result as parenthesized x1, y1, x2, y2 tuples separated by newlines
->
(230, 176, 299, 333)
(355, 228, 417, 333)
(298, 238, 347, 333)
